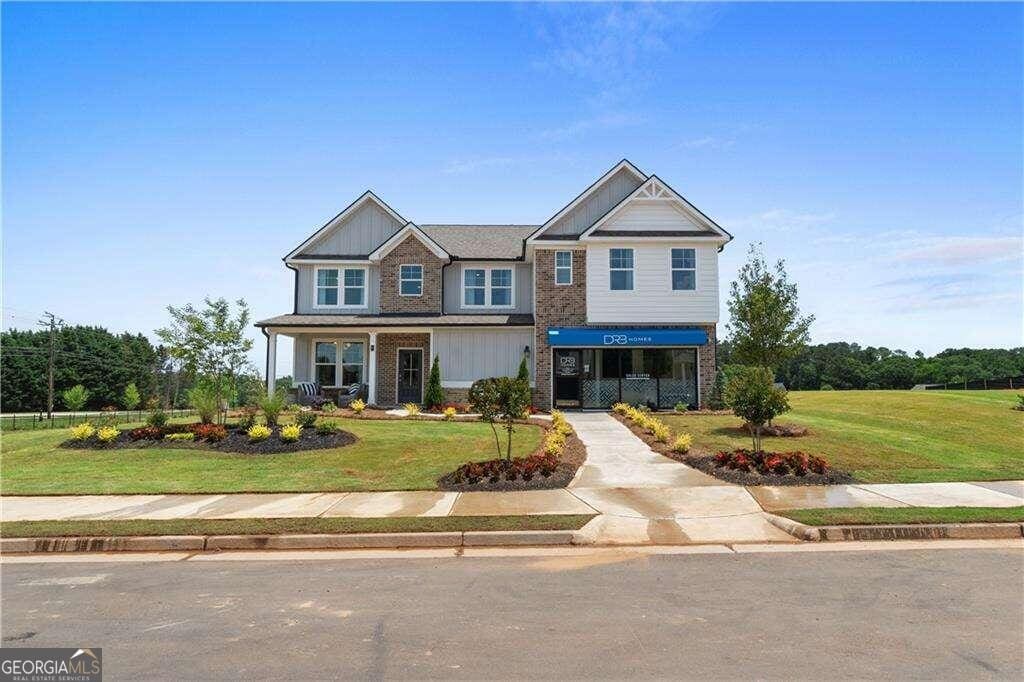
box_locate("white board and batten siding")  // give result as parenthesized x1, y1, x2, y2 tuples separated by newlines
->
(585, 243, 719, 324)
(433, 328, 534, 387)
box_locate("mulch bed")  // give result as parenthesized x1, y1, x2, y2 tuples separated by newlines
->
(437, 433, 587, 492)
(611, 412, 854, 486)
(743, 422, 810, 437)
(61, 427, 357, 455)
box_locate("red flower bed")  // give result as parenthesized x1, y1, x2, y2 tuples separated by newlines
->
(190, 423, 227, 442)
(128, 426, 162, 441)
(714, 449, 829, 477)
(449, 452, 560, 485)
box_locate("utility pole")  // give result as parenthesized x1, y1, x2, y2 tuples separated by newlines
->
(37, 312, 63, 419)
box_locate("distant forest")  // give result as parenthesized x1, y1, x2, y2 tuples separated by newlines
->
(719, 341, 1024, 390)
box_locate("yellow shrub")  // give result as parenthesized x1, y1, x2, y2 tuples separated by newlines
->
(403, 402, 421, 416)
(544, 430, 565, 456)
(350, 398, 366, 414)
(550, 409, 566, 423)
(247, 424, 272, 441)
(672, 433, 693, 453)
(443, 406, 457, 422)
(651, 422, 671, 443)
(611, 402, 630, 415)
(70, 422, 96, 441)
(280, 424, 302, 442)
(97, 426, 120, 443)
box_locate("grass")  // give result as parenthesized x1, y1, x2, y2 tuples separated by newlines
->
(0, 514, 594, 538)
(778, 506, 1024, 526)
(0, 417, 543, 495)
(661, 390, 1024, 483)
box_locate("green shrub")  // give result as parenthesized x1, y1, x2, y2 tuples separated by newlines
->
(315, 420, 338, 434)
(258, 390, 287, 426)
(820, 384, 834, 391)
(62, 384, 90, 411)
(70, 422, 96, 440)
(188, 385, 221, 424)
(146, 409, 168, 428)
(1016, 394, 1024, 411)
(674, 402, 688, 413)
(295, 411, 317, 428)
(424, 355, 445, 409)
(122, 382, 141, 411)
(280, 424, 302, 442)
(247, 424, 271, 441)
(237, 406, 257, 430)
(165, 432, 195, 441)
(321, 402, 338, 413)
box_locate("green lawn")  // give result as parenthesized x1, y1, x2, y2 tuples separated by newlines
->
(0, 514, 593, 538)
(0, 418, 543, 495)
(661, 390, 1024, 483)
(778, 506, 1024, 526)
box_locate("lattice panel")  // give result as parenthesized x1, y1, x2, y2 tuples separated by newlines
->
(581, 380, 619, 408)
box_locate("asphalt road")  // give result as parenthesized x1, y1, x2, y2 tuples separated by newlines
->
(2, 546, 1022, 680)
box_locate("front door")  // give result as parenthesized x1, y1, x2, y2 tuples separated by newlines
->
(397, 349, 423, 404)
(553, 349, 582, 408)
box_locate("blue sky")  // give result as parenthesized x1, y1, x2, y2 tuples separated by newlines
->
(3, 2, 1021, 377)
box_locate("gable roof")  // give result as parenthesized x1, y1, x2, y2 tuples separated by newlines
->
(420, 225, 536, 260)
(580, 175, 732, 241)
(368, 222, 451, 262)
(526, 159, 646, 243)
(284, 191, 406, 261)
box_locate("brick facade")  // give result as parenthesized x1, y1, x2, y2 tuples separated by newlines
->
(531, 248, 717, 409)
(375, 333, 430, 406)
(533, 249, 587, 409)
(378, 235, 444, 314)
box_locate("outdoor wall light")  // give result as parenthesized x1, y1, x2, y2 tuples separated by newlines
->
(523, 345, 531, 357)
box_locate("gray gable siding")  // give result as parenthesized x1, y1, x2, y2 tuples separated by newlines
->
(433, 328, 535, 385)
(443, 262, 533, 315)
(295, 264, 380, 314)
(302, 201, 403, 257)
(545, 167, 644, 237)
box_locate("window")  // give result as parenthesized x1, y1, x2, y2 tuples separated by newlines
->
(671, 248, 696, 291)
(316, 269, 339, 306)
(343, 268, 365, 306)
(313, 341, 365, 387)
(315, 267, 365, 307)
(463, 266, 514, 307)
(490, 268, 513, 306)
(554, 251, 572, 285)
(314, 342, 337, 386)
(609, 248, 634, 291)
(464, 269, 486, 306)
(400, 264, 423, 296)
(341, 342, 364, 385)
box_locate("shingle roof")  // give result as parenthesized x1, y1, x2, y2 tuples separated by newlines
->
(418, 225, 537, 259)
(256, 313, 534, 328)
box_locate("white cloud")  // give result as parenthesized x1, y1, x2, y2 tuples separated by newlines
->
(729, 208, 837, 232)
(680, 135, 735, 150)
(538, 112, 645, 142)
(442, 156, 516, 175)
(890, 236, 1023, 266)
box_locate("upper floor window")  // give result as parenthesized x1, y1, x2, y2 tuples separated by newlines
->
(671, 248, 696, 291)
(554, 251, 572, 285)
(463, 266, 514, 307)
(400, 264, 423, 296)
(316, 267, 365, 307)
(609, 248, 634, 291)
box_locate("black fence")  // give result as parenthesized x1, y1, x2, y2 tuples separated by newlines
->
(921, 376, 1024, 391)
(0, 409, 198, 431)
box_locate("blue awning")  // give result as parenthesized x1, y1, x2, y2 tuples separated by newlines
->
(546, 327, 708, 347)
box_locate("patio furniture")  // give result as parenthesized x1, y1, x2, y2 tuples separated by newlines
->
(335, 383, 368, 407)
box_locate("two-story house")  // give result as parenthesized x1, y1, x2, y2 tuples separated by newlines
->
(256, 160, 732, 410)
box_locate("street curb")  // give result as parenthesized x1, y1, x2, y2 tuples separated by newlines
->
(764, 514, 822, 541)
(764, 515, 1024, 542)
(0, 530, 577, 554)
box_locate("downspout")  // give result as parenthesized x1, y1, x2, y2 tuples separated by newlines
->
(260, 327, 272, 392)
(285, 263, 299, 314)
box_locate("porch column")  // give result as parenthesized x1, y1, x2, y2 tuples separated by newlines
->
(367, 332, 378, 405)
(266, 331, 278, 396)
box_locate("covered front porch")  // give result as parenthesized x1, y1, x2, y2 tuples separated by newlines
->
(263, 326, 432, 407)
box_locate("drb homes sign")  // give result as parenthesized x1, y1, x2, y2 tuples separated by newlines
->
(547, 327, 708, 348)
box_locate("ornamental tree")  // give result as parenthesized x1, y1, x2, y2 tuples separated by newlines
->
(727, 243, 814, 370)
(723, 365, 790, 452)
(468, 376, 531, 461)
(62, 384, 89, 411)
(122, 382, 141, 411)
(424, 355, 445, 409)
